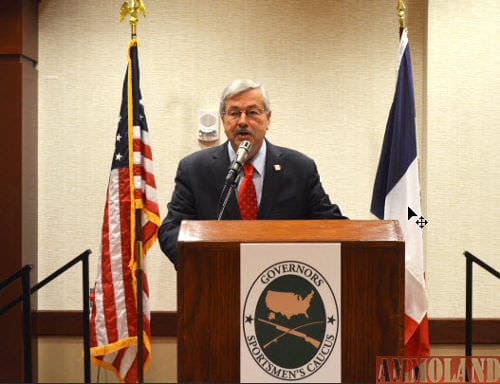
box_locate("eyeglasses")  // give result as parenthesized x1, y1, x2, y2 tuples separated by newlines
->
(222, 107, 266, 121)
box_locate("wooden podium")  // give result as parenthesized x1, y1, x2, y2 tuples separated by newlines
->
(177, 220, 404, 383)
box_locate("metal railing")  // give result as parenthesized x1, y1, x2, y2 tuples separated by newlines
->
(0, 249, 92, 383)
(464, 250, 500, 357)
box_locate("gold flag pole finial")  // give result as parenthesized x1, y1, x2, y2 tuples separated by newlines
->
(397, 0, 407, 32)
(120, 0, 146, 38)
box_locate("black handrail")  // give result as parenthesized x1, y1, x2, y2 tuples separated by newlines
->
(464, 251, 499, 358)
(0, 264, 33, 382)
(0, 264, 32, 291)
(0, 249, 92, 383)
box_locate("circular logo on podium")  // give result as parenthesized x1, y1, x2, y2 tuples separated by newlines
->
(243, 260, 339, 380)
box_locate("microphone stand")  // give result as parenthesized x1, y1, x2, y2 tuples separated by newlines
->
(217, 175, 240, 220)
(217, 140, 250, 219)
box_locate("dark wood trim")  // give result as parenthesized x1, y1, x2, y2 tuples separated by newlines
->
(34, 310, 178, 337)
(429, 318, 500, 345)
(33, 311, 500, 344)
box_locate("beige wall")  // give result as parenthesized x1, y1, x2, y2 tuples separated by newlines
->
(37, 0, 499, 382)
(426, 1, 500, 317)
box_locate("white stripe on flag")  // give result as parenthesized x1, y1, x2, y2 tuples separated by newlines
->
(134, 124, 150, 143)
(406, 269, 428, 323)
(93, 276, 108, 345)
(134, 175, 143, 190)
(120, 346, 137, 379)
(142, 289, 151, 316)
(133, 125, 141, 139)
(384, 159, 425, 283)
(384, 158, 427, 323)
(103, 350, 117, 364)
(107, 169, 128, 340)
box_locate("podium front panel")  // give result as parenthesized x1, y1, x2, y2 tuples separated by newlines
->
(177, 220, 404, 383)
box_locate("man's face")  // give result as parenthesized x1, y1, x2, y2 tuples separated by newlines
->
(222, 88, 271, 160)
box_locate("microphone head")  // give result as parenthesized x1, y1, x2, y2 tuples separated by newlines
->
(241, 140, 251, 149)
(239, 140, 252, 153)
(225, 140, 252, 186)
(236, 140, 252, 163)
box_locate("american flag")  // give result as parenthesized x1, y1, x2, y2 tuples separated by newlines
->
(370, 29, 430, 358)
(89, 40, 160, 382)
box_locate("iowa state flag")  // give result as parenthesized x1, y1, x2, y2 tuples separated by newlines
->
(370, 29, 430, 357)
(89, 40, 160, 382)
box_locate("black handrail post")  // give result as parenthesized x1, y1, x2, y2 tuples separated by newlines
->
(465, 253, 473, 358)
(82, 250, 91, 383)
(21, 265, 33, 383)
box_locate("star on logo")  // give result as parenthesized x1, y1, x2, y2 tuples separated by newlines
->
(245, 314, 253, 324)
(327, 315, 336, 324)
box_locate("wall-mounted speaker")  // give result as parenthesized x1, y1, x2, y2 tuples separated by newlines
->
(198, 110, 219, 142)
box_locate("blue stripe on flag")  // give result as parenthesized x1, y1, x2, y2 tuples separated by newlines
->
(371, 42, 417, 219)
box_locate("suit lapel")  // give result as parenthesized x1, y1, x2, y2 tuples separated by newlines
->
(258, 142, 284, 218)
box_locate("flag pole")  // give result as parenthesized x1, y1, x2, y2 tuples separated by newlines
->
(135, 210, 145, 384)
(397, 0, 407, 38)
(119, 2, 147, 383)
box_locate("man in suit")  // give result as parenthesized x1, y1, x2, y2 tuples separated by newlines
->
(159, 79, 347, 266)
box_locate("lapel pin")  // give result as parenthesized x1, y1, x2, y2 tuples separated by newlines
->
(273, 164, 282, 171)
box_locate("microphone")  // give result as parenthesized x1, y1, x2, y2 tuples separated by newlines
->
(225, 140, 252, 186)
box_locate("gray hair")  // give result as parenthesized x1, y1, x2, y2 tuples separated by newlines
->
(219, 79, 271, 116)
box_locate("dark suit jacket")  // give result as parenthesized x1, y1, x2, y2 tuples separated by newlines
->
(158, 140, 347, 265)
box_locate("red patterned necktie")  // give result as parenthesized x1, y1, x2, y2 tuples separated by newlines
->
(238, 163, 258, 220)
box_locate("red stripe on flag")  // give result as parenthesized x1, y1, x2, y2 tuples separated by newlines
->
(134, 138, 152, 159)
(131, 165, 157, 188)
(101, 191, 119, 343)
(405, 314, 430, 357)
(117, 168, 138, 338)
(142, 170, 157, 188)
(142, 222, 158, 244)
